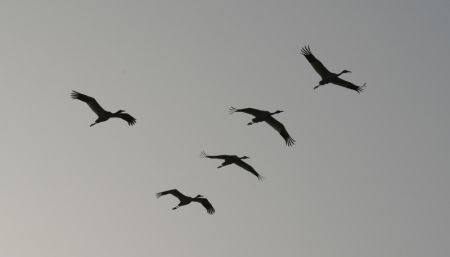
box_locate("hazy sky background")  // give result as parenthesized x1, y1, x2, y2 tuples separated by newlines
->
(1, 1, 449, 257)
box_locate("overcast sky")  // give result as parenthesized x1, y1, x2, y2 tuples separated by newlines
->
(1, 1, 449, 257)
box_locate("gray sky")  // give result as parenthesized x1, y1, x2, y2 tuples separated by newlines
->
(1, 1, 449, 257)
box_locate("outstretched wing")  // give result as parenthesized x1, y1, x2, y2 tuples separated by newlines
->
(300, 45, 331, 79)
(234, 159, 264, 181)
(71, 91, 106, 117)
(114, 112, 136, 126)
(332, 78, 366, 93)
(200, 151, 230, 160)
(194, 197, 215, 215)
(265, 116, 295, 146)
(156, 189, 186, 201)
(229, 106, 269, 117)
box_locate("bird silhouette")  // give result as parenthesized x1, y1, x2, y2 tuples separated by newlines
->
(71, 91, 136, 127)
(201, 151, 264, 181)
(300, 45, 366, 93)
(229, 106, 295, 146)
(156, 189, 215, 214)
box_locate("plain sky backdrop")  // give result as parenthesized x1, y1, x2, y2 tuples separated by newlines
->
(1, 1, 449, 257)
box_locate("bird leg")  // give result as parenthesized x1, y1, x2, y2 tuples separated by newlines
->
(313, 85, 323, 90)
(90, 122, 98, 127)
(172, 205, 180, 210)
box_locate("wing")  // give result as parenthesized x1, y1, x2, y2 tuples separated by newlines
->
(234, 160, 264, 181)
(265, 116, 296, 146)
(114, 112, 137, 126)
(194, 198, 215, 215)
(300, 45, 331, 79)
(331, 78, 366, 93)
(156, 189, 186, 201)
(200, 151, 230, 160)
(229, 106, 268, 117)
(71, 91, 106, 117)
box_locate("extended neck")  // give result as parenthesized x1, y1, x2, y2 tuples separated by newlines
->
(337, 70, 347, 77)
(270, 111, 281, 116)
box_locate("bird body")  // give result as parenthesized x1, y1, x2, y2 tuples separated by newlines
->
(156, 189, 215, 214)
(300, 45, 366, 93)
(71, 91, 136, 126)
(318, 70, 348, 85)
(229, 106, 295, 146)
(201, 151, 264, 180)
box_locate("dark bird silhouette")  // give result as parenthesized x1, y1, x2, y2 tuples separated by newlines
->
(156, 189, 215, 214)
(300, 45, 366, 93)
(229, 107, 295, 146)
(201, 151, 264, 181)
(71, 91, 136, 127)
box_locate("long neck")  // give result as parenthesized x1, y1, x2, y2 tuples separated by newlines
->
(337, 70, 346, 77)
(270, 111, 280, 116)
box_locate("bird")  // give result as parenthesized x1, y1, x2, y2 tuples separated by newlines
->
(201, 151, 264, 181)
(300, 45, 366, 93)
(71, 91, 136, 127)
(156, 189, 215, 214)
(229, 106, 295, 146)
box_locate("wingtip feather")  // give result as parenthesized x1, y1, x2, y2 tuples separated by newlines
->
(300, 45, 312, 56)
(70, 90, 80, 99)
(229, 106, 238, 114)
(356, 83, 367, 93)
(286, 137, 296, 147)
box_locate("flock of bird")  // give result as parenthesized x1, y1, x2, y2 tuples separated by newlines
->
(71, 45, 366, 215)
